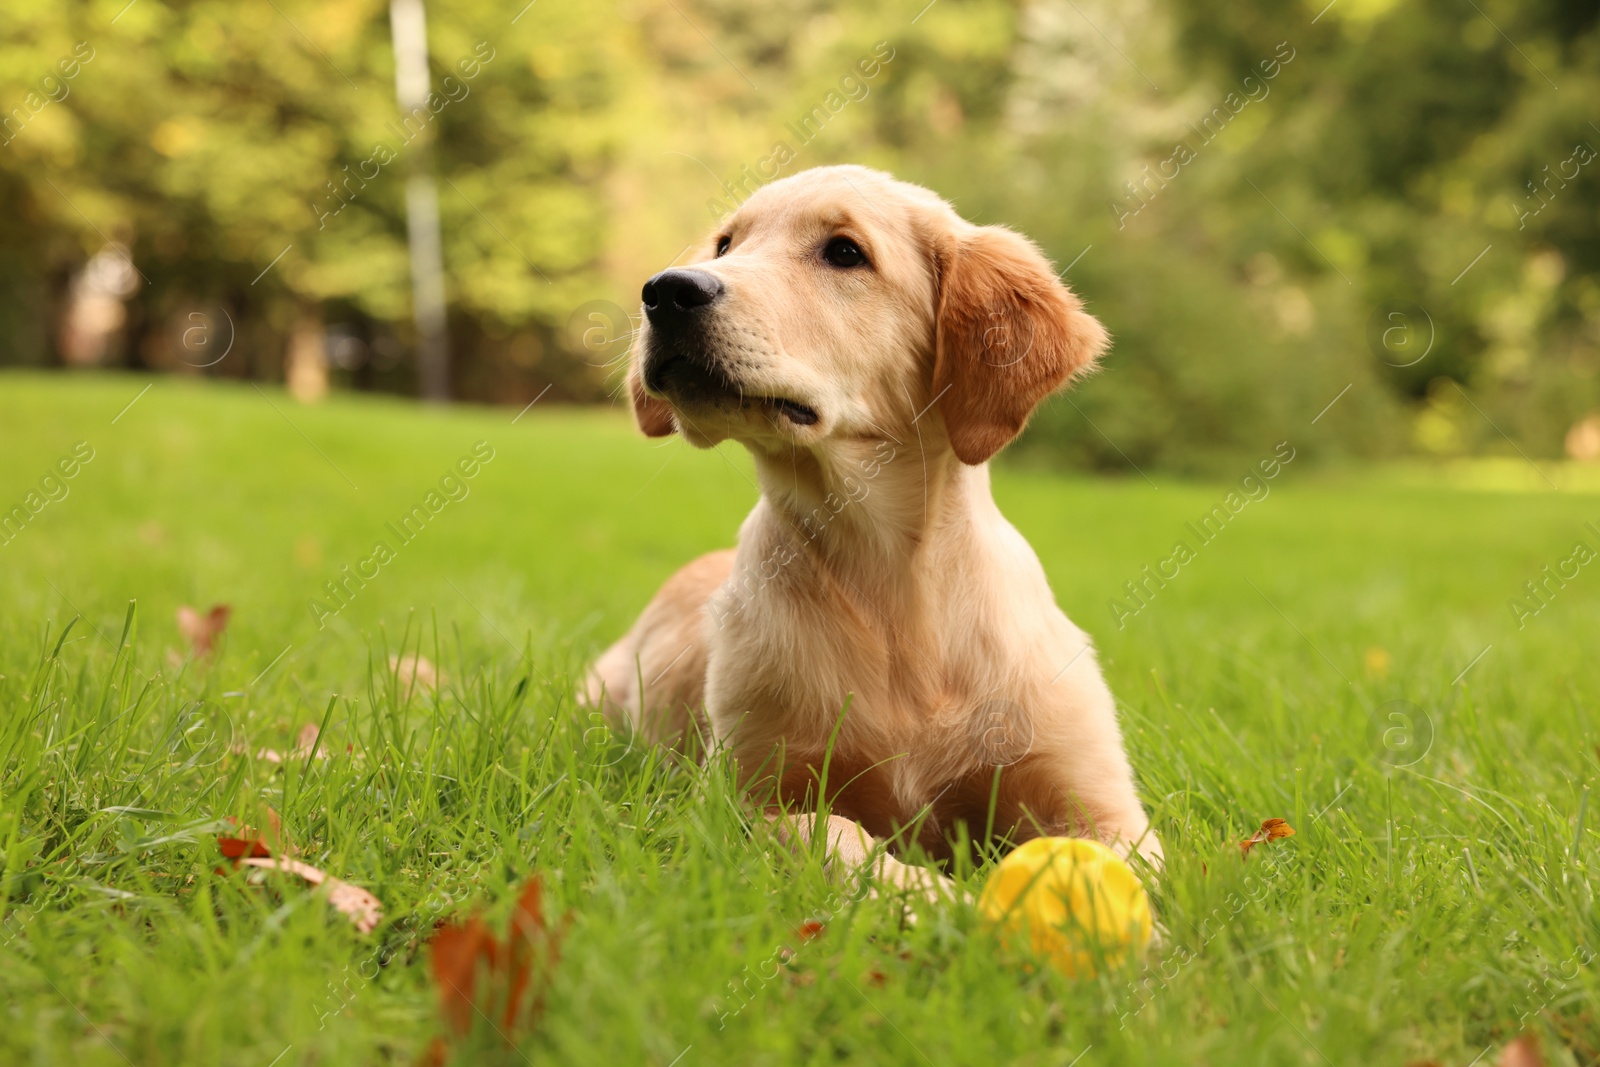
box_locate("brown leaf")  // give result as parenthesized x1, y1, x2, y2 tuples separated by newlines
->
(325, 879, 384, 935)
(217, 814, 381, 934)
(217, 809, 288, 858)
(217, 834, 271, 860)
(432, 916, 498, 1038)
(1498, 1035, 1543, 1067)
(427, 876, 567, 1050)
(1239, 817, 1297, 857)
(231, 723, 330, 764)
(264, 806, 286, 852)
(236, 857, 383, 934)
(505, 877, 562, 1030)
(177, 604, 231, 657)
(390, 654, 439, 692)
(291, 722, 324, 760)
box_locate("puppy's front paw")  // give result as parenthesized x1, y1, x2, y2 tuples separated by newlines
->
(865, 853, 966, 919)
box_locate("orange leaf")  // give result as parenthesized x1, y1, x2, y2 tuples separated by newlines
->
(217, 835, 271, 859)
(264, 806, 287, 853)
(236, 857, 384, 934)
(177, 604, 231, 657)
(217, 810, 285, 858)
(291, 722, 324, 760)
(427, 876, 567, 1052)
(431, 915, 498, 1038)
(233, 724, 331, 764)
(217, 813, 381, 934)
(390, 654, 440, 692)
(1498, 1035, 1544, 1067)
(505, 877, 563, 1030)
(1239, 817, 1296, 857)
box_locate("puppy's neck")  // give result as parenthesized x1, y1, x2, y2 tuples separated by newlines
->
(745, 436, 991, 579)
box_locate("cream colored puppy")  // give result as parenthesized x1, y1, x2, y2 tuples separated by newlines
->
(587, 165, 1161, 886)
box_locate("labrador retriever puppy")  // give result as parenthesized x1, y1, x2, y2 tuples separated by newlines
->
(586, 165, 1161, 890)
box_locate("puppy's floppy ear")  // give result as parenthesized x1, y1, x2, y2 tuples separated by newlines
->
(933, 226, 1109, 465)
(627, 360, 676, 437)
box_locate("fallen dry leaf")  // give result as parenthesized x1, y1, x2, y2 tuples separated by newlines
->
(778, 920, 827, 962)
(425, 877, 566, 1063)
(177, 604, 231, 657)
(232, 722, 332, 764)
(217, 834, 271, 860)
(1418, 1030, 1567, 1067)
(236, 856, 383, 934)
(1498, 1035, 1543, 1067)
(504, 879, 560, 1033)
(218, 809, 289, 858)
(432, 915, 499, 1040)
(291, 722, 324, 759)
(216, 813, 381, 934)
(390, 654, 439, 692)
(1239, 817, 1296, 857)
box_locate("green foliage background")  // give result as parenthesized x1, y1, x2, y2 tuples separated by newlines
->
(2, 0, 1597, 473)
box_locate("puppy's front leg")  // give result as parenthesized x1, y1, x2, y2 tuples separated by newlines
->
(764, 812, 952, 902)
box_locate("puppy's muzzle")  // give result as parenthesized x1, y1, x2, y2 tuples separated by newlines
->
(641, 268, 730, 399)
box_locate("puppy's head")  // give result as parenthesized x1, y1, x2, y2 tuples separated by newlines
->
(629, 165, 1107, 465)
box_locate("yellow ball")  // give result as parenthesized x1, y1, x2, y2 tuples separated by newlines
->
(978, 837, 1153, 977)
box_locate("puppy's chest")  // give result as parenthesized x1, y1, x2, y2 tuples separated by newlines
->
(709, 619, 950, 743)
(704, 576, 1062, 855)
(711, 629, 984, 800)
(715, 560, 950, 682)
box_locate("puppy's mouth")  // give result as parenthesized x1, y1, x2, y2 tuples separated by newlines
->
(647, 354, 819, 427)
(768, 398, 819, 426)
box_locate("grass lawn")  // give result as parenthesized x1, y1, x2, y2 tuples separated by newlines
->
(1, 371, 1596, 1066)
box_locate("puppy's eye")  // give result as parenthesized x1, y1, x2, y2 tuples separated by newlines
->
(715, 235, 731, 257)
(823, 236, 868, 268)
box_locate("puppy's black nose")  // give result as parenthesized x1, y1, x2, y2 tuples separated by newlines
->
(642, 269, 723, 325)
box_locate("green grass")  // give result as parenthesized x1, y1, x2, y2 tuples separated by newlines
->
(1, 370, 1596, 1066)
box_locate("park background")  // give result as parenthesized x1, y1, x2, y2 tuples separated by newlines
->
(4, 0, 1599, 475)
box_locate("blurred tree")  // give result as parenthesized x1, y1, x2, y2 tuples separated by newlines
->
(0, 0, 631, 402)
(1161, 0, 1600, 459)
(1, 0, 1596, 472)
